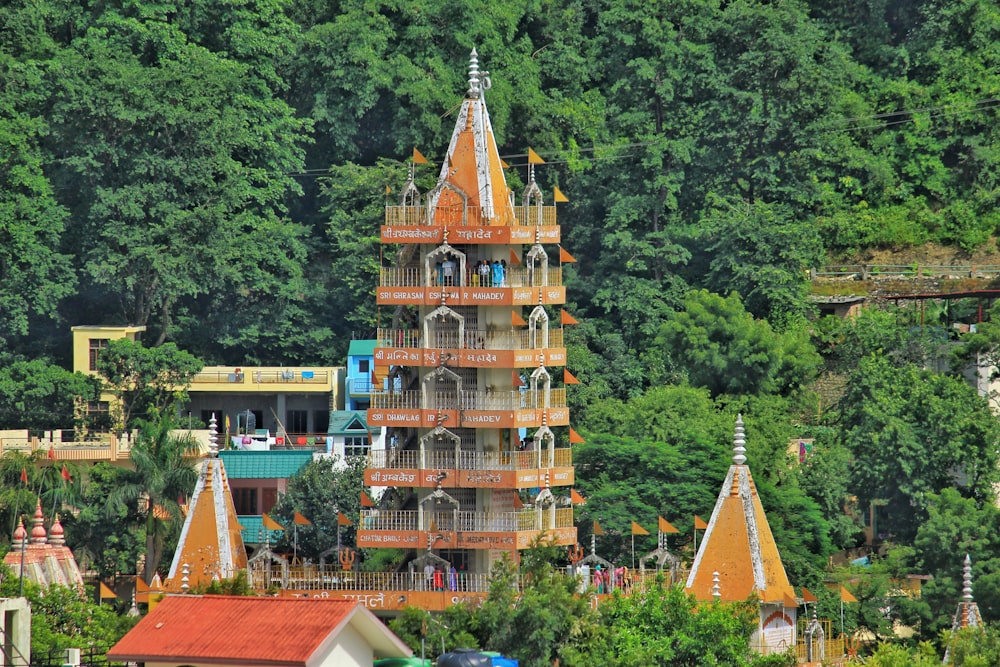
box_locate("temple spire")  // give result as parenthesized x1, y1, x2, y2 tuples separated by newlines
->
(733, 414, 746, 466)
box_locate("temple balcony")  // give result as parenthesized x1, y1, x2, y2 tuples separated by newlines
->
(367, 389, 568, 429)
(384, 204, 558, 229)
(364, 448, 574, 489)
(377, 327, 564, 351)
(379, 266, 562, 288)
(373, 329, 566, 370)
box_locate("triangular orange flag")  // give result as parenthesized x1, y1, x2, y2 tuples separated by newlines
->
(337, 511, 353, 527)
(559, 247, 577, 263)
(840, 586, 858, 603)
(513, 494, 523, 509)
(563, 369, 580, 385)
(571, 489, 586, 505)
(569, 428, 585, 444)
(593, 520, 605, 536)
(512, 310, 528, 327)
(513, 370, 526, 388)
(413, 147, 428, 164)
(694, 515, 708, 530)
(500, 158, 510, 169)
(47, 447, 55, 461)
(361, 491, 374, 508)
(560, 309, 579, 325)
(801, 587, 818, 603)
(293, 511, 312, 526)
(553, 186, 569, 203)
(784, 593, 799, 609)
(631, 521, 650, 536)
(99, 582, 117, 599)
(61, 464, 72, 483)
(658, 516, 679, 534)
(527, 147, 545, 164)
(509, 248, 522, 265)
(262, 513, 285, 531)
(20, 467, 27, 484)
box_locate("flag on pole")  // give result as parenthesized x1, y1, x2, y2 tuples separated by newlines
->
(262, 513, 285, 531)
(500, 158, 510, 169)
(337, 511, 353, 527)
(47, 447, 55, 461)
(560, 309, 579, 325)
(513, 371, 526, 388)
(658, 516, 680, 534)
(631, 521, 650, 536)
(553, 186, 569, 203)
(293, 511, 312, 526)
(527, 147, 545, 164)
(413, 147, 428, 164)
(593, 520, 605, 536)
(569, 427, 585, 444)
(563, 369, 580, 385)
(61, 464, 72, 483)
(20, 467, 27, 484)
(509, 249, 521, 265)
(695, 515, 709, 530)
(570, 489, 586, 505)
(225, 415, 230, 433)
(513, 494, 523, 509)
(559, 247, 577, 263)
(361, 491, 375, 508)
(99, 582, 117, 599)
(840, 586, 857, 603)
(512, 310, 528, 327)
(802, 587, 818, 603)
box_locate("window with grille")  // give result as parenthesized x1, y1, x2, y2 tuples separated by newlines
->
(345, 436, 369, 458)
(88, 339, 109, 371)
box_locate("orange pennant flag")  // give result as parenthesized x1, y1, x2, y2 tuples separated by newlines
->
(99, 582, 117, 599)
(337, 511, 353, 527)
(571, 489, 586, 505)
(563, 369, 580, 385)
(293, 511, 312, 526)
(262, 513, 285, 531)
(513, 371, 526, 388)
(509, 249, 522, 265)
(361, 491, 375, 508)
(20, 467, 27, 484)
(593, 520, 605, 536)
(527, 147, 545, 164)
(136, 577, 149, 593)
(694, 515, 708, 530)
(631, 521, 650, 536)
(560, 309, 579, 325)
(413, 147, 428, 164)
(658, 516, 680, 534)
(513, 494, 523, 509)
(47, 447, 56, 461)
(61, 464, 72, 483)
(500, 158, 510, 169)
(553, 186, 569, 203)
(559, 247, 577, 263)
(801, 587, 818, 603)
(512, 310, 528, 327)
(569, 428, 585, 444)
(840, 586, 858, 603)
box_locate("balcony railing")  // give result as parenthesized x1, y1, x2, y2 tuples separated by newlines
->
(360, 507, 575, 532)
(384, 205, 557, 227)
(370, 388, 566, 411)
(379, 266, 562, 288)
(191, 369, 331, 385)
(368, 448, 572, 470)
(376, 328, 564, 351)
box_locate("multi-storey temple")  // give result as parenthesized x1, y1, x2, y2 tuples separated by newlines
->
(358, 49, 577, 600)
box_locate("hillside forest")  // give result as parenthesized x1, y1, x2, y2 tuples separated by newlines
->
(3, 0, 1000, 656)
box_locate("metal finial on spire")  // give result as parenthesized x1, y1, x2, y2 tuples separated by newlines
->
(712, 571, 721, 599)
(733, 414, 746, 465)
(208, 413, 218, 457)
(468, 48, 480, 98)
(963, 554, 973, 601)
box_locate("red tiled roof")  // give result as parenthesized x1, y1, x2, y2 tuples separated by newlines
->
(108, 595, 364, 666)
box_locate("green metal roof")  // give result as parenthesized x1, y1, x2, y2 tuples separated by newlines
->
(218, 450, 313, 479)
(347, 339, 377, 358)
(328, 410, 375, 435)
(237, 515, 285, 545)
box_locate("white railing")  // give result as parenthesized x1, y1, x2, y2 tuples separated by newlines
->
(367, 448, 571, 471)
(370, 389, 566, 411)
(384, 205, 557, 227)
(376, 328, 564, 350)
(360, 508, 574, 532)
(379, 266, 562, 288)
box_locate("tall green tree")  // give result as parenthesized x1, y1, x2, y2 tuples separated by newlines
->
(0, 357, 101, 430)
(106, 413, 199, 583)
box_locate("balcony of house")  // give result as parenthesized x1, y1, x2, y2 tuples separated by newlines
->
(356, 507, 576, 550)
(346, 375, 374, 397)
(189, 367, 337, 392)
(364, 448, 573, 489)
(248, 564, 690, 612)
(0, 431, 133, 463)
(373, 329, 567, 369)
(382, 204, 560, 238)
(367, 389, 569, 429)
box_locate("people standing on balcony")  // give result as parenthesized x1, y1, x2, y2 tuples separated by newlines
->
(424, 561, 435, 590)
(500, 259, 508, 286)
(478, 259, 491, 287)
(492, 260, 503, 288)
(435, 260, 444, 286)
(433, 566, 445, 591)
(442, 256, 456, 286)
(449, 565, 458, 591)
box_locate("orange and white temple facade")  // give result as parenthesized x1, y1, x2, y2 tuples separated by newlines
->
(359, 48, 577, 580)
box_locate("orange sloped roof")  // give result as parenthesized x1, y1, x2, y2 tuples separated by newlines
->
(685, 465, 795, 604)
(108, 595, 411, 665)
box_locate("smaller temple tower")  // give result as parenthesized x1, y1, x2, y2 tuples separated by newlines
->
(685, 415, 797, 655)
(165, 415, 247, 592)
(942, 554, 983, 664)
(4, 499, 84, 593)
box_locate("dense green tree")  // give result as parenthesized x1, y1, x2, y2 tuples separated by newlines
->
(270, 456, 365, 562)
(838, 356, 1000, 542)
(106, 413, 200, 582)
(96, 338, 202, 433)
(647, 290, 821, 396)
(0, 358, 101, 430)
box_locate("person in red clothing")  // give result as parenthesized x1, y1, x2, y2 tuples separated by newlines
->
(433, 566, 445, 591)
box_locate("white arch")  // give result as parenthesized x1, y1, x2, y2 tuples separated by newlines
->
(525, 244, 549, 287)
(423, 306, 465, 349)
(528, 306, 549, 349)
(421, 366, 463, 410)
(530, 366, 552, 408)
(425, 243, 467, 287)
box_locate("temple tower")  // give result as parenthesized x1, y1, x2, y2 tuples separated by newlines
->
(361, 49, 577, 582)
(943, 554, 983, 664)
(685, 416, 797, 655)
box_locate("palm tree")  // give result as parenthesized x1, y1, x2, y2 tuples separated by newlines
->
(107, 411, 199, 583)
